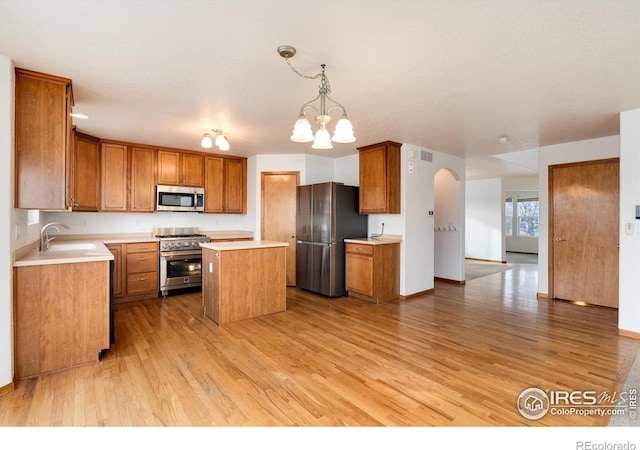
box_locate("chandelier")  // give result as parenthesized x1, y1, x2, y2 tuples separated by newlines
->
(201, 128, 230, 151)
(277, 45, 355, 149)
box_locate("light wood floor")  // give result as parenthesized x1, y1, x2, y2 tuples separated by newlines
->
(1, 263, 638, 426)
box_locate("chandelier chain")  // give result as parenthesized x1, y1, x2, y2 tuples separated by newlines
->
(285, 58, 331, 95)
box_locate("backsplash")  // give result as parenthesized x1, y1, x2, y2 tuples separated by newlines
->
(43, 211, 253, 235)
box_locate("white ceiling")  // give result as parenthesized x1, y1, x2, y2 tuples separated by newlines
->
(1, 0, 638, 179)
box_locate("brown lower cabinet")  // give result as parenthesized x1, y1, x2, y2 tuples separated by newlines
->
(345, 242, 400, 304)
(107, 241, 159, 301)
(14, 261, 110, 378)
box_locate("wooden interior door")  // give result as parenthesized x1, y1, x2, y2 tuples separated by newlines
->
(550, 158, 619, 308)
(261, 172, 299, 286)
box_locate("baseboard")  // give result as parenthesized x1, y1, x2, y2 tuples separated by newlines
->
(619, 329, 640, 340)
(434, 277, 465, 285)
(537, 292, 552, 300)
(0, 381, 14, 396)
(506, 251, 538, 255)
(465, 257, 505, 264)
(399, 288, 435, 299)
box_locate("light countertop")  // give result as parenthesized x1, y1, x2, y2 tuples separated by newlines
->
(344, 235, 403, 245)
(13, 239, 114, 267)
(200, 240, 289, 251)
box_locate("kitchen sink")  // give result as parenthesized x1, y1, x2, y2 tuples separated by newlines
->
(48, 242, 97, 251)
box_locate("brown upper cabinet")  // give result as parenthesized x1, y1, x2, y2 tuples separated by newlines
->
(129, 146, 157, 212)
(72, 130, 101, 212)
(204, 156, 247, 214)
(101, 143, 128, 212)
(157, 150, 204, 187)
(357, 141, 401, 214)
(100, 143, 157, 212)
(15, 68, 74, 210)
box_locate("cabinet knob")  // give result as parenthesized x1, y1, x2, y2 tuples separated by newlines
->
(137, 277, 147, 281)
(137, 257, 147, 261)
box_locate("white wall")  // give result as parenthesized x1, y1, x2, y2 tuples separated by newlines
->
(399, 144, 465, 293)
(1, 55, 14, 388)
(537, 135, 620, 297)
(334, 154, 359, 186)
(45, 210, 251, 236)
(619, 109, 640, 334)
(249, 153, 359, 239)
(465, 178, 503, 262)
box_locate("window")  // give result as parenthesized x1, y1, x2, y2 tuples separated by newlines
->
(517, 197, 539, 237)
(505, 197, 513, 236)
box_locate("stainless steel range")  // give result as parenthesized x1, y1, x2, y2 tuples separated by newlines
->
(153, 227, 210, 296)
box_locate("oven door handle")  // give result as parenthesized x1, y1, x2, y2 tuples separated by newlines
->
(161, 251, 202, 260)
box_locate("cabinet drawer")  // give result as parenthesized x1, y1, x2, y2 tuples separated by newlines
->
(346, 243, 374, 256)
(126, 271, 158, 294)
(126, 242, 158, 253)
(126, 252, 158, 273)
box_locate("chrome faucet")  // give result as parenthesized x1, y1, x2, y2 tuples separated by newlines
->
(40, 222, 69, 252)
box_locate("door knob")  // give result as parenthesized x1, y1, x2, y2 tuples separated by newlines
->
(554, 237, 565, 242)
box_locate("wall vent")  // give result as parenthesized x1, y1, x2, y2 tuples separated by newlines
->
(421, 150, 432, 162)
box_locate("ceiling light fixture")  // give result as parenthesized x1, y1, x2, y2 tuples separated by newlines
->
(277, 45, 355, 150)
(201, 129, 230, 151)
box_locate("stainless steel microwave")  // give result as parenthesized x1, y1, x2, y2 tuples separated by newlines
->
(156, 185, 205, 212)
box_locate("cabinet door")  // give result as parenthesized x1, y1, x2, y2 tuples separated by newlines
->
(129, 146, 156, 212)
(359, 145, 389, 214)
(101, 143, 128, 211)
(106, 244, 123, 297)
(72, 132, 101, 211)
(15, 69, 72, 210)
(204, 156, 224, 213)
(181, 153, 204, 187)
(224, 158, 246, 213)
(157, 150, 180, 185)
(358, 141, 401, 214)
(345, 252, 374, 297)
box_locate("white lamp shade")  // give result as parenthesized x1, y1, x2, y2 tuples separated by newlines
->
(312, 128, 333, 149)
(332, 117, 356, 143)
(201, 133, 213, 148)
(218, 136, 230, 151)
(290, 116, 314, 142)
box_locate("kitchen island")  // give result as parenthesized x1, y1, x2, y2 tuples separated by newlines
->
(200, 240, 288, 325)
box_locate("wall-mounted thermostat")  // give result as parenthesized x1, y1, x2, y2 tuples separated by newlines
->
(636, 205, 640, 219)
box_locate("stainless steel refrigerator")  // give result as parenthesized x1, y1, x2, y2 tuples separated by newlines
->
(296, 182, 368, 297)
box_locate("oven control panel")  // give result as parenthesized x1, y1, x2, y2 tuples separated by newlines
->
(160, 237, 209, 252)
